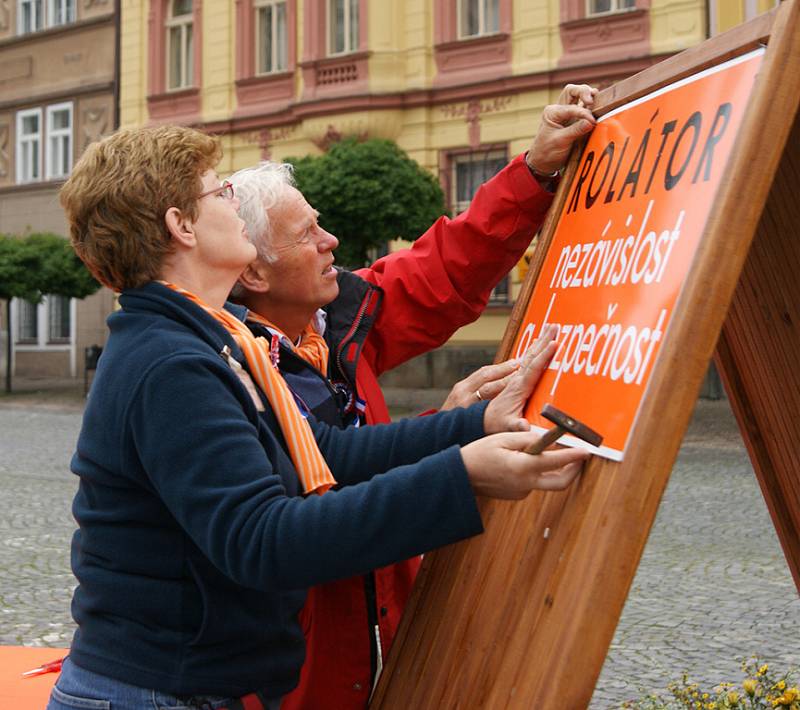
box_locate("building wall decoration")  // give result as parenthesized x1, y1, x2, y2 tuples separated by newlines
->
(81, 104, 109, 151)
(244, 124, 299, 160)
(440, 96, 514, 150)
(0, 0, 9, 32)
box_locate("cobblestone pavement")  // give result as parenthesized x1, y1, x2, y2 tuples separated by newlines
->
(590, 402, 800, 707)
(0, 399, 797, 707)
(0, 405, 79, 648)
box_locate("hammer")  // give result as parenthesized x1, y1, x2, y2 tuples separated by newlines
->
(526, 404, 603, 455)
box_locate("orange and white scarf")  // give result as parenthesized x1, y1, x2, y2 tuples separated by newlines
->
(162, 282, 336, 495)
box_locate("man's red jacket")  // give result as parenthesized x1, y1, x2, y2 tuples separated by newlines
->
(280, 153, 555, 710)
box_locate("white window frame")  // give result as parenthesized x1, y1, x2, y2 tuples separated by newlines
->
(48, 0, 76, 27)
(166, 0, 194, 90)
(16, 108, 43, 184)
(456, 0, 500, 40)
(327, 0, 358, 56)
(11, 296, 77, 375)
(585, 0, 636, 18)
(255, 0, 288, 75)
(45, 102, 73, 180)
(17, 0, 44, 34)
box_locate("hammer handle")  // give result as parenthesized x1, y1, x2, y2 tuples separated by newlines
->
(526, 425, 565, 455)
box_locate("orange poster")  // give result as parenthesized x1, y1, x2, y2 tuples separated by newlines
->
(512, 49, 765, 461)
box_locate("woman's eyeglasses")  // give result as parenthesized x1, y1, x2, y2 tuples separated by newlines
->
(198, 180, 235, 201)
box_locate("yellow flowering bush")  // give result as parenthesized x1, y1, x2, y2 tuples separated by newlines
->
(620, 658, 798, 710)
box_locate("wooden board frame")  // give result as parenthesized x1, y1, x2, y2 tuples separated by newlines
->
(372, 3, 800, 708)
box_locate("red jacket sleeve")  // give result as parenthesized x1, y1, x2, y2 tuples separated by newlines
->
(355, 152, 555, 376)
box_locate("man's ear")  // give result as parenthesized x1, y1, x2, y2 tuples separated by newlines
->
(164, 206, 197, 249)
(237, 260, 271, 294)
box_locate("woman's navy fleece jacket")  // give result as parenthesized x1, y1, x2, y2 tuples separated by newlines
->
(67, 282, 485, 700)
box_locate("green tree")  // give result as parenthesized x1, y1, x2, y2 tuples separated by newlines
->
(24, 233, 99, 300)
(288, 138, 446, 268)
(0, 233, 99, 393)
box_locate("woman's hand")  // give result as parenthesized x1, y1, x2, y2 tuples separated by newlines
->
(461, 430, 589, 500)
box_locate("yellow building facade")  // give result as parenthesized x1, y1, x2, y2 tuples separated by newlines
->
(117, 0, 776, 357)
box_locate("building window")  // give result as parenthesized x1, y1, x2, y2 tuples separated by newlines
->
(18, 0, 43, 33)
(256, 0, 288, 74)
(17, 300, 39, 342)
(45, 103, 72, 180)
(48, 295, 71, 341)
(147, 0, 202, 123)
(18, 0, 75, 33)
(451, 150, 510, 303)
(559, 0, 649, 69)
(166, 0, 194, 90)
(49, 0, 75, 26)
(458, 0, 499, 39)
(451, 150, 507, 214)
(328, 0, 358, 55)
(16, 108, 42, 184)
(586, 0, 636, 16)
(15, 296, 72, 346)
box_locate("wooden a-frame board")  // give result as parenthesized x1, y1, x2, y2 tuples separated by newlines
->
(372, 3, 800, 708)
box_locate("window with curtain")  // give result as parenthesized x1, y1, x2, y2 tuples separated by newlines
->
(328, 0, 358, 55)
(256, 0, 288, 74)
(18, 0, 76, 33)
(586, 0, 636, 17)
(17, 300, 39, 342)
(166, 0, 194, 90)
(451, 150, 510, 303)
(48, 0, 75, 26)
(46, 103, 72, 180)
(48, 295, 71, 342)
(16, 109, 42, 183)
(457, 0, 499, 39)
(18, 0, 43, 33)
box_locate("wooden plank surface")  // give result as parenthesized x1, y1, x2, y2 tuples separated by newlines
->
(372, 3, 800, 708)
(715, 110, 800, 591)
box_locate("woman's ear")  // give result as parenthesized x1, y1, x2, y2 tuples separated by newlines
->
(164, 206, 197, 249)
(237, 260, 271, 294)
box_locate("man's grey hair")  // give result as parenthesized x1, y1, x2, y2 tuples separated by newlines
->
(229, 161, 296, 264)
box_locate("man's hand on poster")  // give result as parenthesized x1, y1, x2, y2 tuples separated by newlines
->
(482, 324, 559, 436)
(440, 358, 522, 411)
(527, 83, 599, 175)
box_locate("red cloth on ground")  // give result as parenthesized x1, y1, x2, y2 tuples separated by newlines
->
(0, 646, 65, 709)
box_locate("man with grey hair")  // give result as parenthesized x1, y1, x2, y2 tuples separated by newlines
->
(228, 83, 598, 710)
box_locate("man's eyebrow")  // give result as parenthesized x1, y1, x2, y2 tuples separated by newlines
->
(312, 209, 321, 220)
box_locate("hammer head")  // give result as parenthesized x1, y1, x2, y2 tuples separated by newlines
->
(541, 404, 603, 448)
